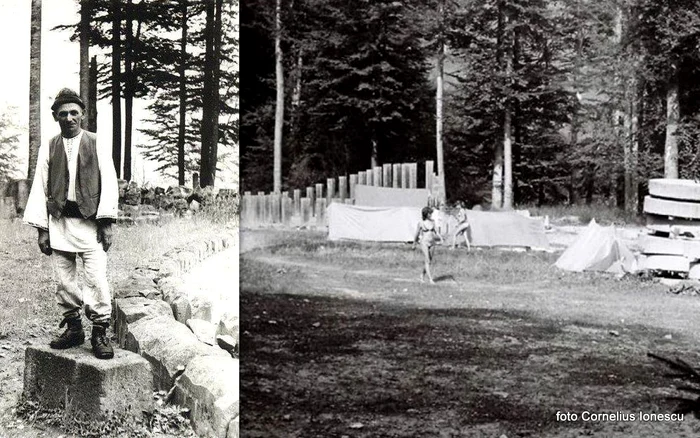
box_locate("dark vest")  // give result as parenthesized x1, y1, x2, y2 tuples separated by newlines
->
(47, 131, 101, 219)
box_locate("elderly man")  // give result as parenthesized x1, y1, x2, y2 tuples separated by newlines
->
(23, 88, 119, 359)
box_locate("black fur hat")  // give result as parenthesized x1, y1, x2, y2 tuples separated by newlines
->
(51, 88, 85, 112)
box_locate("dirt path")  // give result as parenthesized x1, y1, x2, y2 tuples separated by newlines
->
(240, 228, 700, 437)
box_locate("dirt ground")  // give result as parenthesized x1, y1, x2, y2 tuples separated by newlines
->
(240, 227, 700, 437)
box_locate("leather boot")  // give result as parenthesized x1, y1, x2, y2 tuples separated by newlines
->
(91, 323, 114, 359)
(49, 316, 85, 349)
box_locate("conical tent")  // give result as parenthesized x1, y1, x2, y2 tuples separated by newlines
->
(555, 219, 637, 273)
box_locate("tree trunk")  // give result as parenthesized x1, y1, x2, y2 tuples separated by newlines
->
(492, 141, 504, 209)
(502, 106, 513, 210)
(79, 0, 90, 130)
(111, 0, 122, 177)
(492, 0, 505, 209)
(123, 0, 134, 181)
(28, 0, 41, 182)
(371, 139, 378, 168)
(273, 0, 284, 193)
(88, 55, 98, 132)
(664, 76, 679, 179)
(435, 0, 446, 203)
(502, 13, 513, 210)
(624, 75, 639, 213)
(177, 0, 188, 186)
(200, 0, 223, 187)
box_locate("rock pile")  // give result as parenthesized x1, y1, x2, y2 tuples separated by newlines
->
(112, 233, 238, 437)
(117, 180, 232, 226)
(640, 179, 700, 278)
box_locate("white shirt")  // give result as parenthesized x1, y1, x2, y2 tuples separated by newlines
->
(23, 129, 119, 252)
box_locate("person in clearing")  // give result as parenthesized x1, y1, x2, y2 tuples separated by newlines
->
(413, 206, 443, 284)
(451, 201, 471, 250)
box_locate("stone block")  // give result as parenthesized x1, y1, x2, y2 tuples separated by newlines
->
(193, 241, 209, 261)
(646, 214, 700, 238)
(227, 417, 239, 438)
(639, 254, 690, 272)
(187, 319, 217, 345)
(171, 296, 193, 324)
(113, 273, 160, 299)
(173, 356, 239, 438)
(216, 335, 237, 356)
(156, 259, 181, 281)
(639, 234, 700, 259)
(113, 297, 174, 347)
(191, 296, 213, 321)
(649, 178, 700, 202)
(23, 345, 153, 420)
(134, 215, 160, 226)
(644, 196, 700, 220)
(124, 316, 228, 390)
(217, 312, 239, 339)
(159, 277, 187, 303)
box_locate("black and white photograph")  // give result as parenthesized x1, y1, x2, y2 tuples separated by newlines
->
(0, 0, 239, 436)
(240, 0, 700, 436)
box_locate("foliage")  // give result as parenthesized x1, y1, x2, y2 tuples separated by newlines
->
(15, 393, 195, 437)
(53, 0, 239, 184)
(0, 109, 20, 181)
(241, 0, 700, 206)
(241, 0, 435, 192)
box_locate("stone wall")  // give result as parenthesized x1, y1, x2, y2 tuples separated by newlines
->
(112, 232, 239, 438)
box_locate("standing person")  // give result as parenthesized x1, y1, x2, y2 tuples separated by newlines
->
(23, 88, 119, 359)
(413, 206, 443, 284)
(451, 201, 471, 250)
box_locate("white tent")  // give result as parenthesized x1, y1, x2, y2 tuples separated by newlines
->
(555, 219, 638, 273)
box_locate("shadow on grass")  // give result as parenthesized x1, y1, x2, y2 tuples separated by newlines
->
(241, 290, 694, 437)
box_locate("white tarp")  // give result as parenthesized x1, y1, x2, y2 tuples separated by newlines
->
(355, 185, 430, 208)
(555, 219, 637, 273)
(328, 203, 551, 248)
(465, 211, 551, 249)
(327, 203, 421, 242)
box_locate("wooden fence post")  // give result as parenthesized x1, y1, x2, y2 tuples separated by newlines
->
(409, 163, 418, 189)
(301, 197, 312, 224)
(392, 164, 401, 188)
(349, 174, 358, 200)
(306, 186, 315, 216)
(366, 168, 373, 186)
(373, 166, 382, 187)
(401, 164, 409, 189)
(425, 160, 434, 190)
(327, 178, 336, 204)
(338, 176, 348, 201)
(293, 189, 301, 217)
(383, 164, 391, 188)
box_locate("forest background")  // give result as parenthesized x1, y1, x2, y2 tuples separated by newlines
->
(240, 0, 700, 212)
(0, 0, 239, 190)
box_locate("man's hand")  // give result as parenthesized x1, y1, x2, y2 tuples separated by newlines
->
(97, 223, 113, 252)
(38, 229, 52, 256)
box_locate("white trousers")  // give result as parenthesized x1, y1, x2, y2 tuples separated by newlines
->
(51, 249, 111, 324)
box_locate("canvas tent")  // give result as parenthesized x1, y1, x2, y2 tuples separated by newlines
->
(555, 219, 637, 273)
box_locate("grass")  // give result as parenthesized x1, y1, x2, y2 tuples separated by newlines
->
(0, 209, 236, 339)
(243, 228, 658, 294)
(240, 229, 700, 436)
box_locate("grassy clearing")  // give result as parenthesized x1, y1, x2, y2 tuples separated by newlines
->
(241, 228, 700, 436)
(244, 229, 660, 295)
(0, 212, 234, 338)
(523, 202, 644, 226)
